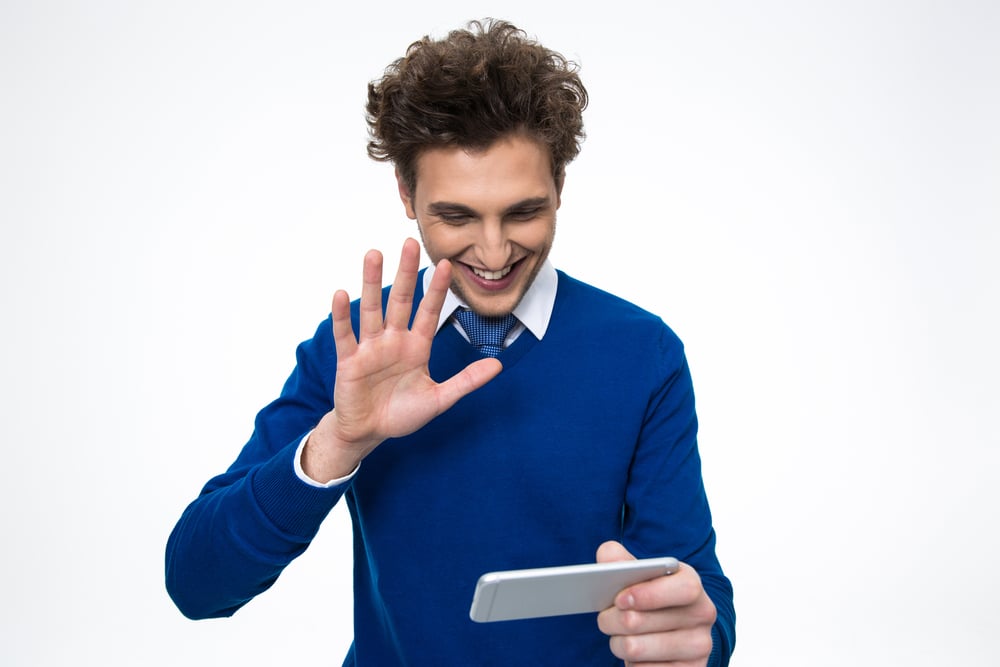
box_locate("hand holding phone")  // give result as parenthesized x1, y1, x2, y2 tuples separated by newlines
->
(469, 556, 679, 623)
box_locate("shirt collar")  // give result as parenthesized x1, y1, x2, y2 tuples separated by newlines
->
(423, 259, 558, 340)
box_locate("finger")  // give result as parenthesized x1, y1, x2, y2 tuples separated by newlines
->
(331, 289, 358, 357)
(411, 258, 453, 339)
(358, 249, 385, 338)
(616, 563, 708, 612)
(384, 238, 421, 331)
(432, 357, 503, 412)
(607, 626, 714, 665)
(598, 604, 690, 637)
(596, 540, 636, 564)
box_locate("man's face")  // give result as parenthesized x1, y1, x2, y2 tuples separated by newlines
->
(398, 134, 560, 317)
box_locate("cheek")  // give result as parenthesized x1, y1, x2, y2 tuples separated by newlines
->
(517, 221, 556, 249)
(419, 224, 467, 258)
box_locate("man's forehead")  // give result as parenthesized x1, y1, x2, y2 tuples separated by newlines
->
(412, 137, 554, 194)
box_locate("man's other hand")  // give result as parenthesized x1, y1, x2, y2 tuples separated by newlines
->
(596, 541, 717, 667)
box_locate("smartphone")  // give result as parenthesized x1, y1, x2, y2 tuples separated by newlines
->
(469, 556, 679, 623)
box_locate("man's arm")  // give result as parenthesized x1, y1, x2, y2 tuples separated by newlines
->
(594, 336, 735, 666)
(165, 239, 501, 618)
(164, 340, 345, 619)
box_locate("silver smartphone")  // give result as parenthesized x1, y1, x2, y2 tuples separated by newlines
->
(469, 556, 679, 623)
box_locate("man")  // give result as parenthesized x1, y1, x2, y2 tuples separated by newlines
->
(166, 19, 735, 666)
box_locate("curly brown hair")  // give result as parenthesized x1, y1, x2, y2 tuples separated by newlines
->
(366, 19, 588, 194)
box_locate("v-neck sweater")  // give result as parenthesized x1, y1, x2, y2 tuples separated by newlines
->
(166, 270, 735, 666)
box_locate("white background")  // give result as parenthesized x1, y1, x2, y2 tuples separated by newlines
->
(2, 1, 998, 665)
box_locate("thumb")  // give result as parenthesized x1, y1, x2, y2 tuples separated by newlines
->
(434, 357, 503, 412)
(596, 540, 635, 563)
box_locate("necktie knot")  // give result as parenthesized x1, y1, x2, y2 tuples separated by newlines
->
(454, 308, 518, 358)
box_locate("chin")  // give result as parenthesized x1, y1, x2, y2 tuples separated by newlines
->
(465, 299, 520, 318)
(454, 285, 523, 318)
(452, 261, 539, 317)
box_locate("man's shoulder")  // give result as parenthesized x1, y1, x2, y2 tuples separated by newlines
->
(552, 271, 687, 375)
(556, 271, 671, 324)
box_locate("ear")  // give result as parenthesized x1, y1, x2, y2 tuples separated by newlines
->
(554, 170, 565, 209)
(395, 168, 417, 220)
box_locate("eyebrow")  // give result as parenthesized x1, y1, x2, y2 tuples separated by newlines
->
(426, 197, 552, 217)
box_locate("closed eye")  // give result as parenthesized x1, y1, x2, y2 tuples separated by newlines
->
(507, 208, 542, 221)
(427, 202, 477, 224)
(438, 212, 473, 224)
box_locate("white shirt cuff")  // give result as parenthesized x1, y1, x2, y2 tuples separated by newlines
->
(293, 430, 360, 488)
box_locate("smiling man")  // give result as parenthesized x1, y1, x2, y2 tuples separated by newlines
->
(167, 19, 735, 667)
(401, 134, 558, 319)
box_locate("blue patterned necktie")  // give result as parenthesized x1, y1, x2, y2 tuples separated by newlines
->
(454, 308, 519, 358)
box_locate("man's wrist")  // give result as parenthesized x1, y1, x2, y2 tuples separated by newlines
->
(300, 413, 373, 483)
(295, 429, 361, 488)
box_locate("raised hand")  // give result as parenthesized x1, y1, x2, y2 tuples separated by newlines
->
(303, 238, 503, 482)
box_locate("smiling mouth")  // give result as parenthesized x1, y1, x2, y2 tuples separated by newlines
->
(471, 265, 513, 280)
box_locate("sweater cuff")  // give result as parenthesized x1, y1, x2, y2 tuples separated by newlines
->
(250, 435, 351, 538)
(708, 625, 721, 666)
(708, 622, 733, 667)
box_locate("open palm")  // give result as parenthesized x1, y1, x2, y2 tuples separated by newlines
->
(305, 239, 501, 481)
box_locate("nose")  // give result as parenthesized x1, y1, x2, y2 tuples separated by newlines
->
(477, 218, 511, 269)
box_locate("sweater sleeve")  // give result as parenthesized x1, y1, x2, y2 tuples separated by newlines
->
(164, 316, 348, 619)
(622, 327, 736, 665)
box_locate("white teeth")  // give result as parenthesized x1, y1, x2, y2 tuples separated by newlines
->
(473, 265, 512, 280)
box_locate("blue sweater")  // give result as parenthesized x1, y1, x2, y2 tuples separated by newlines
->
(166, 271, 735, 666)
